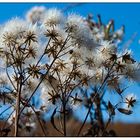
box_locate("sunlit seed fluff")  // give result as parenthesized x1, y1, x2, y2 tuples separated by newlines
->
(92, 27, 105, 42)
(0, 72, 10, 87)
(45, 25, 67, 42)
(2, 18, 40, 44)
(26, 6, 46, 24)
(69, 92, 83, 111)
(40, 83, 61, 109)
(113, 25, 124, 40)
(75, 27, 98, 49)
(44, 8, 64, 26)
(1, 18, 28, 47)
(95, 32, 105, 42)
(98, 41, 117, 60)
(121, 49, 132, 56)
(66, 14, 98, 50)
(21, 78, 40, 99)
(66, 14, 85, 30)
(2, 18, 27, 36)
(93, 67, 107, 84)
(124, 63, 140, 81)
(27, 23, 38, 33)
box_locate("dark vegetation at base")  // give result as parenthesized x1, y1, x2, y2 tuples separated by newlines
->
(1, 119, 140, 137)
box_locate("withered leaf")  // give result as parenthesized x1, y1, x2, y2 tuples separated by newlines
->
(40, 105, 46, 111)
(118, 108, 133, 115)
(122, 53, 136, 64)
(108, 101, 115, 115)
(109, 53, 117, 61)
(51, 107, 62, 134)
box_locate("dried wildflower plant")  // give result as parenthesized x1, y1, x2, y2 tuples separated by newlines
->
(0, 6, 140, 137)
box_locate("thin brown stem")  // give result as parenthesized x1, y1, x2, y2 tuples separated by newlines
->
(14, 93, 20, 136)
(14, 77, 22, 136)
(14, 62, 23, 136)
(101, 118, 111, 136)
(6, 67, 17, 91)
(19, 34, 70, 116)
(77, 103, 92, 136)
(22, 38, 51, 84)
(101, 102, 122, 136)
(77, 61, 116, 136)
(63, 103, 67, 136)
(31, 106, 47, 136)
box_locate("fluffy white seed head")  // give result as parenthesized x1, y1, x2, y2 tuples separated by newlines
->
(26, 6, 46, 24)
(44, 8, 64, 26)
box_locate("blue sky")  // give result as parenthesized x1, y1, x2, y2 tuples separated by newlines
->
(0, 3, 140, 123)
